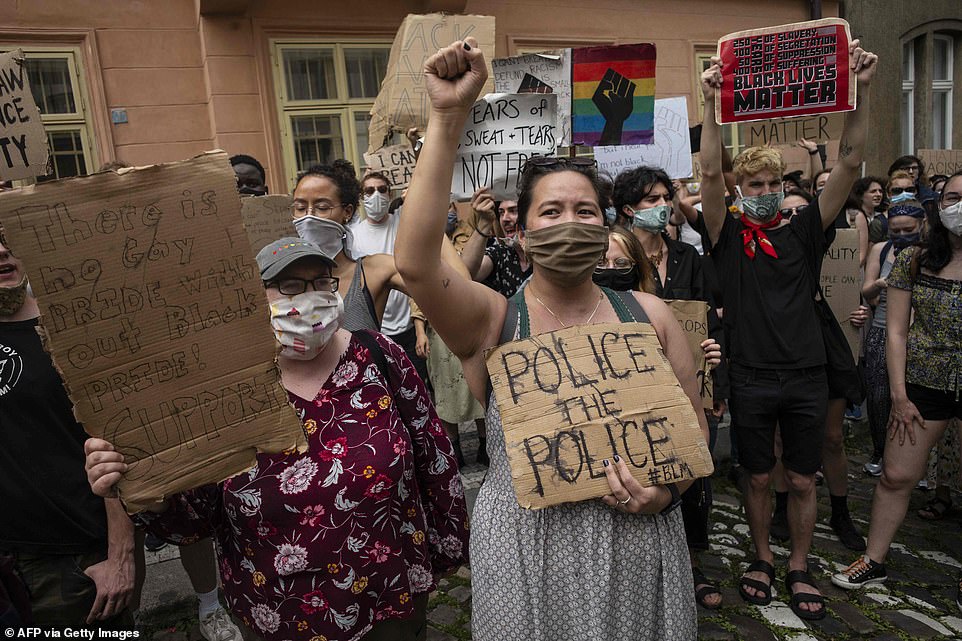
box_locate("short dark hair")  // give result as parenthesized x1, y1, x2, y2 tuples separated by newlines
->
(516, 158, 610, 228)
(887, 155, 925, 179)
(362, 171, 391, 187)
(783, 188, 813, 204)
(295, 159, 362, 213)
(611, 166, 674, 226)
(230, 154, 266, 183)
(852, 176, 884, 199)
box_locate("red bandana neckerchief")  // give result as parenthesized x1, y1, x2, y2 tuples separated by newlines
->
(740, 213, 783, 259)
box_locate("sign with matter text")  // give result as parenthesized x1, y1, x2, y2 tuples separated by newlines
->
(0, 151, 306, 512)
(485, 322, 713, 510)
(716, 18, 855, 125)
(0, 49, 49, 180)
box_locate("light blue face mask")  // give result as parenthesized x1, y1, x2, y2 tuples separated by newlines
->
(741, 191, 784, 222)
(889, 191, 915, 205)
(631, 204, 671, 232)
(604, 207, 618, 226)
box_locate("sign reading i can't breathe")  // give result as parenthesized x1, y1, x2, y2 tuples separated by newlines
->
(716, 18, 856, 125)
(485, 322, 713, 510)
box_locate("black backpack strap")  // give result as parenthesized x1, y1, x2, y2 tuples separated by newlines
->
(879, 241, 893, 268)
(352, 329, 391, 385)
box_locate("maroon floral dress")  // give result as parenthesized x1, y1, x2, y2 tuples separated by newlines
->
(137, 331, 469, 641)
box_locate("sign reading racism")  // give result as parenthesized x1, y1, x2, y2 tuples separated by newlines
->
(239, 194, 294, 254)
(918, 149, 962, 177)
(0, 50, 49, 180)
(452, 93, 558, 200)
(367, 13, 496, 153)
(492, 51, 572, 147)
(0, 152, 306, 512)
(716, 18, 856, 124)
(820, 228, 861, 357)
(485, 322, 713, 510)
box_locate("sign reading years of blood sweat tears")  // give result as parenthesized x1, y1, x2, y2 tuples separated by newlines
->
(485, 322, 713, 510)
(0, 151, 306, 512)
(716, 18, 856, 125)
(0, 49, 49, 181)
(367, 13, 496, 154)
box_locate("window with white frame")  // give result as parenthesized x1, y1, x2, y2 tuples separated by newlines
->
(902, 40, 915, 154)
(0, 47, 96, 180)
(271, 41, 395, 189)
(932, 35, 954, 149)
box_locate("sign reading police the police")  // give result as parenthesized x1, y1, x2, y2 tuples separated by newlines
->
(485, 322, 713, 510)
(0, 49, 49, 180)
(716, 18, 856, 125)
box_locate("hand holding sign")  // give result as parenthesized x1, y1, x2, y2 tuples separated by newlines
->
(701, 56, 723, 103)
(424, 38, 488, 118)
(600, 456, 672, 514)
(471, 186, 496, 233)
(594, 68, 636, 145)
(848, 38, 878, 87)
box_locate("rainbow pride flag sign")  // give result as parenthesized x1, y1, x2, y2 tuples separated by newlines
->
(571, 43, 656, 147)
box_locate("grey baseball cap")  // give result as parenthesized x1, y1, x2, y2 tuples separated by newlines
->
(256, 237, 337, 280)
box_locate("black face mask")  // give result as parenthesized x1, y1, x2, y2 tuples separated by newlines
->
(592, 267, 639, 291)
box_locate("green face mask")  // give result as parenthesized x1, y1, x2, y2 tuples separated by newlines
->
(631, 204, 671, 233)
(524, 222, 608, 286)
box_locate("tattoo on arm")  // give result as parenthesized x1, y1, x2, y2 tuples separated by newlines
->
(442, 278, 450, 289)
(839, 139, 853, 159)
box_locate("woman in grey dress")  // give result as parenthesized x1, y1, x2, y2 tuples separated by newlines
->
(393, 39, 708, 640)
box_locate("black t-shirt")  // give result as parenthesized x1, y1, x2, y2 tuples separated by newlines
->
(713, 202, 827, 369)
(0, 318, 107, 554)
(483, 242, 532, 298)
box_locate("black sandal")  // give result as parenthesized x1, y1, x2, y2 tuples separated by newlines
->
(956, 572, 961, 614)
(739, 559, 775, 605)
(918, 496, 952, 520)
(785, 569, 826, 621)
(694, 567, 722, 610)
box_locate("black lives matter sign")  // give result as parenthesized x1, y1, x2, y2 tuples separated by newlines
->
(716, 18, 856, 124)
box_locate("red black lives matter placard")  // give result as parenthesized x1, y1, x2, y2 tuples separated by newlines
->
(715, 18, 856, 125)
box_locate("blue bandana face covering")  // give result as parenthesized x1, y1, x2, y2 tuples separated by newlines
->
(631, 204, 671, 232)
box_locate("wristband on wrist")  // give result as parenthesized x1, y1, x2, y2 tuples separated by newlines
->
(808, 149, 819, 156)
(659, 484, 682, 515)
(476, 227, 493, 238)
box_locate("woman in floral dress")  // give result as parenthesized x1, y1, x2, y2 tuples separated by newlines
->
(85, 237, 469, 641)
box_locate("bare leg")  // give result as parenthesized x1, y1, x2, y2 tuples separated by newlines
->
(785, 469, 821, 612)
(741, 470, 774, 598)
(866, 419, 949, 563)
(822, 399, 849, 496)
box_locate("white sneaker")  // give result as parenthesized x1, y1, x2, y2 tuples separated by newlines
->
(199, 607, 242, 641)
(862, 459, 882, 477)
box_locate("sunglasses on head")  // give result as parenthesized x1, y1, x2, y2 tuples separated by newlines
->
(522, 156, 597, 173)
(889, 186, 917, 195)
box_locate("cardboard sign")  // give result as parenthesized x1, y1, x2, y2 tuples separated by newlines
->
(0, 50, 49, 181)
(363, 144, 418, 189)
(716, 18, 855, 124)
(492, 51, 572, 147)
(451, 93, 558, 200)
(485, 322, 713, 510)
(239, 194, 294, 254)
(594, 97, 693, 179)
(367, 13, 496, 153)
(571, 43, 656, 146)
(918, 149, 962, 176)
(820, 228, 860, 357)
(738, 112, 844, 147)
(0, 151, 306, 512)
(665, 300, 713, 410)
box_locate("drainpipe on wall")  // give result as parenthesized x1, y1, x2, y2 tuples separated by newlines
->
(810, 0, 823, 19)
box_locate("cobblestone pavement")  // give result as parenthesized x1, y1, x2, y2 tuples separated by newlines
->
(138, 419, 962, 640)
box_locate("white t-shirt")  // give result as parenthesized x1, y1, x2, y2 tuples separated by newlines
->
(678, 202, 704, 255)
(350, 214, 411, 335)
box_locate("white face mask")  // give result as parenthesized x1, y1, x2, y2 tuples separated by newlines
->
(939, 200, 962, 236)
(363, 191, 390, 222)
(293, 215, 354, 260)
(269, 291, 344, 360)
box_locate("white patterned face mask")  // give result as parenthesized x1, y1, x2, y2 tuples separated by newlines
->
(269, 291, 343, 360)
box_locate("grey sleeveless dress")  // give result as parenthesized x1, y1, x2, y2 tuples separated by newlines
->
(341, 257, 379, 332)
(470, 288, 697, 640)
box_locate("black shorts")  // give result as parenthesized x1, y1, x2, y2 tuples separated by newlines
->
(906, 383, 962, 421)
(728, 363, 828, 475)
